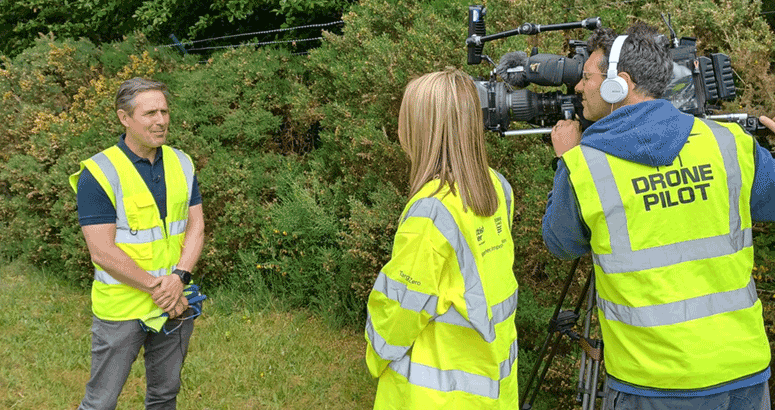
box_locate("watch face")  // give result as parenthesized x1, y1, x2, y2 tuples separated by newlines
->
(175, 270, 191, 284)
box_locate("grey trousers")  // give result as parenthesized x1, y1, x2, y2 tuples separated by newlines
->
(78, 315, 194, 410)
(606, 381, 771, 410)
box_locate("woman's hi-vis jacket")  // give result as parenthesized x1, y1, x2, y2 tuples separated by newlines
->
(562, 119, 771, 391)
(69, 144, 195, 322)
(365, 169, 519, 410)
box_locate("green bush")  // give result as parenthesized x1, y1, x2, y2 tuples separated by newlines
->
(0, 0, 772, 315)
(0, 35, 181, 282)
(168, 46, 316, 153)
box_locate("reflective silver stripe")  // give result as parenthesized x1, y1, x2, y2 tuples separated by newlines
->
(365, 313, 411, 361)
(371, 271, 438, 316)
(90, 151, 129, 231)
(167, 147, 194, 236)
(368, 272, 517, 365)
(581, 145, 631, 254)
(592, 230, 753, 273)
(500, 335, 519, 380)
(94, 267, 169, 285)
(388, 336, 519, 399)
(493, 170, 513, 227)
(114, 226, 164, 244)
(402, 198, 494, 342)
(491, 290, 518, 325)
(371, 270, 519, 329)
(169, 219, 188, 237)
(432, 290, 517, 330)
(598, 277, 757, 327)
(704, 120, 746, 249)
(169, 147, 195, 207)
(434, 308, 474, 329)
(583, 120, 750, 273)
(94, 270, 119, 285)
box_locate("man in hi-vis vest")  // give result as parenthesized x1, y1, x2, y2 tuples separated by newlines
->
(543, 24, 772, 410)
(70, 78, 204, 410)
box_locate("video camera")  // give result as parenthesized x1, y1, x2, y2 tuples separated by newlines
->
(465, 5, 767, 137)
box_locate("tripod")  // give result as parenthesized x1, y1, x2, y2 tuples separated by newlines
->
(520, 258, 608, 410)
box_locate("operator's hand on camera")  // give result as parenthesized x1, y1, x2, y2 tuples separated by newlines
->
(760, 115, 775, 134)
(551, 120, 582, 157)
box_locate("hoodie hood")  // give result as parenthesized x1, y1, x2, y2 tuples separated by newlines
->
(580, 99, 695, 167)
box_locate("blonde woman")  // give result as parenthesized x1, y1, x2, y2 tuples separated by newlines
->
(365, 68, 519, 409)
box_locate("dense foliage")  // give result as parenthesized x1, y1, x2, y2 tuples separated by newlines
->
(0, 0, 353, 58)
(2, 0, 775, 407)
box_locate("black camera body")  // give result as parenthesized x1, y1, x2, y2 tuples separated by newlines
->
(466, 5, 764, 135)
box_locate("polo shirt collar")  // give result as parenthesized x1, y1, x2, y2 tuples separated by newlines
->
(117, 133, 163, 164)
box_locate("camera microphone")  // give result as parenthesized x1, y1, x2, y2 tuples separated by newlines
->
(496, 51, 529, 87)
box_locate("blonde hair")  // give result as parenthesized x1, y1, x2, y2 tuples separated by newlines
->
(398, 68, 498, 216)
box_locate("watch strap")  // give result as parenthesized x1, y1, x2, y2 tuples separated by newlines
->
(172, 268, 192, 285)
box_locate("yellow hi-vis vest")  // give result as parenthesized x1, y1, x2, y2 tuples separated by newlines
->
(69, 145, 195, 321)
(563, 118, 770, 390)
(365, 169, 519, 409)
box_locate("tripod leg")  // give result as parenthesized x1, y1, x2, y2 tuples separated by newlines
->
(576, 350, 587, 403)
(532, 332, 565, 407)
(588, 355, 601, 409)
(521, 324, 562, 409)
(581, 273, 597, 409)
(600, 375, 609, 409)
(581, 350, 594, 410)
(520, 258, 582, 410)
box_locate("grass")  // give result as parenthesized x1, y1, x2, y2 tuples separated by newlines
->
(4, 255, 771, 409)
(0, 259, 377, 409)
(0, 256, 586, 410)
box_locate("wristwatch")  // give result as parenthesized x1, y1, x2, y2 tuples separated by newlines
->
(172, 268, 192, 285)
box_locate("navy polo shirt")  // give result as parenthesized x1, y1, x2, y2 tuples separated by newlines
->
(76, 135, 202, 226)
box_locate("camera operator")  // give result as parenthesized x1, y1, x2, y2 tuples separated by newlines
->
(542, 23, 773, 410)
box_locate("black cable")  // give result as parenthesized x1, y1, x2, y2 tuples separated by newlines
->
(187, 36, 323, 52)
(157, 20, 344, 48)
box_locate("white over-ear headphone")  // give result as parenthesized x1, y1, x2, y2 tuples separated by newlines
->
(600, 35, 629, 104)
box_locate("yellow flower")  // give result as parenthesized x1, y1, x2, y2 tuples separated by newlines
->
(19, 79, 32, 91)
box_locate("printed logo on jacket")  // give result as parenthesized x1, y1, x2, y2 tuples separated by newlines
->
(630, 155, 714, 212)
